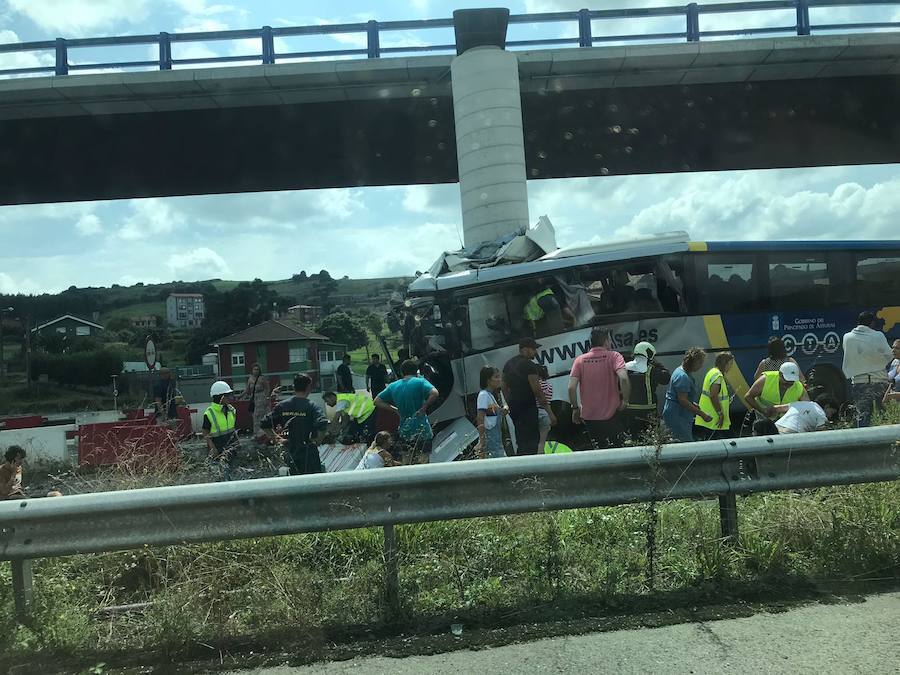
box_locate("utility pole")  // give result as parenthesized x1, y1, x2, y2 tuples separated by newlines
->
(24, 314, 32, 390)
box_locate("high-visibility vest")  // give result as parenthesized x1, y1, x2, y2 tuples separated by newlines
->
(544, 440, 573, 454)
(523, 288, 554, 322)
(336, 392, 375, 423)
(204, 403, 236, 449)
(696, 367, 730, 430)
(627, 366, 657, 411)
(759, 371, 804, 418)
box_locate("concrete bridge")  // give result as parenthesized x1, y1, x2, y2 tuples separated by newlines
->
(1, 19, 899, 227)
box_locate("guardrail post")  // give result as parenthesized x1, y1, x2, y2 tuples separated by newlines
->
(158, 32, 172, 70)
(578, 9, 593, 48)
(54, 38, 68, 76)
(12, 559, 34, 619)
(796, 0, 811, 36)
(261, 25, 275, 64)
(383, 524, 400, 618)
(718, 494, 739, 543)
(367, 20, 381, 59)
(686, 3, 700, 42)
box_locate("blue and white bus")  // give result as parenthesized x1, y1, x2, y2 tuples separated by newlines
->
(395, 232, 900, 438)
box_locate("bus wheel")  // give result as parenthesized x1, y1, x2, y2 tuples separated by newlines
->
(807, 364, 848, 404)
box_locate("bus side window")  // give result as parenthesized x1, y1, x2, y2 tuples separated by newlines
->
(856, 255, 900, 308)
(467, 293, 512, 351)
(695, 255, 758, 313)
(768, 255, 829, 309)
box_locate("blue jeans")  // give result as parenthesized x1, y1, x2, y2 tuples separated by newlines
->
(851, 382, 884, 427)
(484, 421, 506, 458)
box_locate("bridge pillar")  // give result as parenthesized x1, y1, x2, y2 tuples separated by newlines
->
(451, 46, 530, 248)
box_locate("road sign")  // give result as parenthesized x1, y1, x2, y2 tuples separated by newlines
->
(145, 338, 157, 370)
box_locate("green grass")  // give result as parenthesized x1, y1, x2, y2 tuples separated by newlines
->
(1, 473, 897, 668)
(101, 301, 166, 322)
(348, 331, 403, 372)
(0, 383, 144, 416)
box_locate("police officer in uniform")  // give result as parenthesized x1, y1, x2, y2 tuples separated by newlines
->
(623, 341, 671, 442)
(261, 374, 329, 475)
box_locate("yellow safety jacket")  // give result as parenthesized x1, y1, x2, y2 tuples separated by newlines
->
(696, 367, 730, 430)
(204, 403, 236, 450)
(524, 288, 554, 322)
(336, 392, 375, 423)
(759, 371, 804, 419)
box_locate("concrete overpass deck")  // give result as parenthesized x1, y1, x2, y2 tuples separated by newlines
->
(1, 33, 899, 204)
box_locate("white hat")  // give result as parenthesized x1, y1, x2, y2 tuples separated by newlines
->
(210, 380, 233, 397)
(779, 362, 801, 382)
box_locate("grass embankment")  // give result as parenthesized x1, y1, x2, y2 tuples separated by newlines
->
(0, 383, 144, 417)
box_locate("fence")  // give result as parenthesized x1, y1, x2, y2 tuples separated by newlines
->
(2, 424, 898, 618)
(1, 1, 899, 78)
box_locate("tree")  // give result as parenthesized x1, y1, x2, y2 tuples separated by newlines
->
(360, 311, 384, 338)
(317, 312, 368, 352)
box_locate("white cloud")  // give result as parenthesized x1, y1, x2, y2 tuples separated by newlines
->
(75, 214, 102, 236)
(167, 247, 230, 278)
(0, 271, 41, 295)
(118, 199, 186, 241)
(402, 184, 460, 219)
(7, 0, 149, 35)
(0, 29, 54, 78)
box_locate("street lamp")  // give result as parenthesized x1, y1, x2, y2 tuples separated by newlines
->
(0, 306, 14, 386)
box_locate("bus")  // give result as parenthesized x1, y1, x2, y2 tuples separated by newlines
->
(388, 232, 900, 442)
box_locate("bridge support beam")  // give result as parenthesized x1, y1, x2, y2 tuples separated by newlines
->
(451, 11, 530, 249)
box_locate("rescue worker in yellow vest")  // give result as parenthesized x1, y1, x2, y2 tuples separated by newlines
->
(745, 361, 809, 420)
(523, 280, 564, 336)
(623, 341, 671, 441)
(323, 390, 377, 444)
(202, 380, 239, 481)
(695, 352, 736, 439)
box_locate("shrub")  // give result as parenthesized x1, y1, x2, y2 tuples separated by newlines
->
(31, 349, 124, 387)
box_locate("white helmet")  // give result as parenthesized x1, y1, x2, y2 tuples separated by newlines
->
(633, 341, 656, 359)
(210, 381, 233, 397)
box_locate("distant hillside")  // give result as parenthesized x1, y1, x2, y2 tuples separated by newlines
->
(0, 274, 413, 326)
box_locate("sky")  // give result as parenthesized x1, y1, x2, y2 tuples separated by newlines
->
(1, 0, 900, 294)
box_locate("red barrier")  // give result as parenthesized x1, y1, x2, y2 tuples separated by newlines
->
(78, 422, 177, 467)
(375, 407, 400, 434)
(231, 399, 253, 433)
(0, 415, 48, 430)
(174, 406, 196, 441)
(124, 409, 147, 420)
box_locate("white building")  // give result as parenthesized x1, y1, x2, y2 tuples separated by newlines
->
(166, 293, 205, 328)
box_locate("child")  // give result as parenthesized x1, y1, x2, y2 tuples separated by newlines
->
(356, 431, 401, 470)
(0, 445, 26, 500)
(476, 366, 508, 459)
(537, 366, 554, 453)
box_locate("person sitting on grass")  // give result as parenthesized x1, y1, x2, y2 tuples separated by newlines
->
(0, 445, 26, 500)
(355, 431, 401, 470)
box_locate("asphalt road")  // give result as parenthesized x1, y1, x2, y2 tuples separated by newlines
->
(229, 591, 900, 674)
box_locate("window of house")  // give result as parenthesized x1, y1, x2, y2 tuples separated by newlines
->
(856, 255, 900, 307)
(231, 351, 245, 367)
(56, 327, 66, 334)
(768, 255, 829, 309)
(75, 326, 90, 336)
(319, 350, 335, 362)
(289, 346, 309, 363)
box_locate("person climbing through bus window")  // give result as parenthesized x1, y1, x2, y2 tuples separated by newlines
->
(523, 279, 564, 337)
(745, 362, 809, 421)
(623, 341, 671, 442)
(537, 365, 554, 453)
(662, 348, 712, 442)
(262, 374, 329, 475)
(695, 352, 735, 440)
(568, 327, 629, 450)
(753, 336, 805, 384)
(475, 365, 508, 459)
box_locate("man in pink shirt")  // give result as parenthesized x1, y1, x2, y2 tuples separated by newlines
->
(568, 327, 630, 449)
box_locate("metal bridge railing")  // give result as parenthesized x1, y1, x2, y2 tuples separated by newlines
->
(0, 1, 899, 79)
(2, 424, 898, 618)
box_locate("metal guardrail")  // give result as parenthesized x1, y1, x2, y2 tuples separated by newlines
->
(0, 1, 899, 78)
(2, 425, 898, 618)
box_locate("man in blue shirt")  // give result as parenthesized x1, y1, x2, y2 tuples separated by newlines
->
(375, 359, 439, 463)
